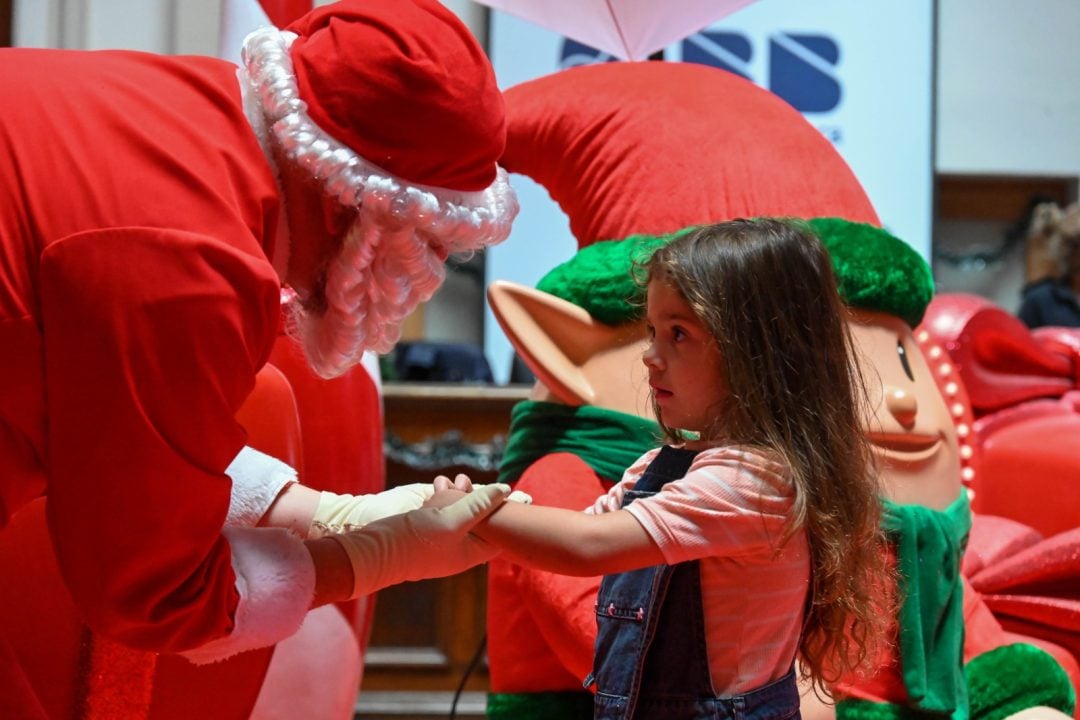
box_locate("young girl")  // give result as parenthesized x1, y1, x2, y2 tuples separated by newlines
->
(460, 218, 890, 719)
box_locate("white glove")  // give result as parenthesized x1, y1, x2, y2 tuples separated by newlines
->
(330, 482, 510, 599)
(584, 482, 629, 515)
(309, 484, 435, 537)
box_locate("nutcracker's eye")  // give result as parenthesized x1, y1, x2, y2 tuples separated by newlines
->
(897, 341, 915, 382)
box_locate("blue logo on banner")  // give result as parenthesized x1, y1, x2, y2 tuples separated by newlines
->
(682, 32, 752, 80)
(769, 34, 841, 112)
(681, 31, 842, 114)
(557, 32, 841, 116)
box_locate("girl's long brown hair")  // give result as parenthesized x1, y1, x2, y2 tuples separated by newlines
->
(642, 218, 892, 694)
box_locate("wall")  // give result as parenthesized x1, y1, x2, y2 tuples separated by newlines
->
(936, 0, 1080, 176)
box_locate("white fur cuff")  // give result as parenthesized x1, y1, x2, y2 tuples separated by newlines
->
(226, 445, 298, 527)
(181, 526, 315, 664)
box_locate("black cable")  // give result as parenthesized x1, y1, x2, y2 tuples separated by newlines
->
(449, 632, 488, 720)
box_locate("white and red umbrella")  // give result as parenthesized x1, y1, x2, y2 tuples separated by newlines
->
(472, 0, 760, 60)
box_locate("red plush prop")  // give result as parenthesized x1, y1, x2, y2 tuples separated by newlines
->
(964, 517, 1080, 691)
(501, 61, 878, 248)
(921, 293, 1076, 414)
(921, 293, 1080, 537)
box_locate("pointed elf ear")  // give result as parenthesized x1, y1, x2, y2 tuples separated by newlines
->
(488, 280, 626, 405)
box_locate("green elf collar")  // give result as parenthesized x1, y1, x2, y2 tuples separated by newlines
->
(497, 400, 661, 485)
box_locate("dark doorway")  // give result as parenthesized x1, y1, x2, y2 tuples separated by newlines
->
(0, 0, 11, 47)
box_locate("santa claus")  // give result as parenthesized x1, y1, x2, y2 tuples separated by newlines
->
(0, 0, 517, 716)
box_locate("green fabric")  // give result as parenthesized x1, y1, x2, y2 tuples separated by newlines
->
(486, 690, 594, 720)
(881, 492, 972, 718)
(836, 642, 1075, 720)
(497, 400, 661, 485)
(837, 697, 933, 720)
(809, 217, 935, 328)
(536, 230, 691, 325)
(966, 642, 1076, 720)
(539, 218, 935, 328)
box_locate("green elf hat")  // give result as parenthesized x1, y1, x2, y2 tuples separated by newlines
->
(499, 62, 880, 325)
(536, 230, 690, 326)
(808, 217, 934, 329)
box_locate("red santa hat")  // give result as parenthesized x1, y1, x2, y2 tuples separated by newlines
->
(242, 0, 516, 250)
(286, 0, 504, 192)
(502, 61, 879, 250)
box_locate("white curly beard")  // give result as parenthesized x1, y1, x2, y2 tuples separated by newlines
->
(287, 210, 448, 379)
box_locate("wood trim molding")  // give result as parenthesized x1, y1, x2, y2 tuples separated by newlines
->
(937, 174, 1078, 222)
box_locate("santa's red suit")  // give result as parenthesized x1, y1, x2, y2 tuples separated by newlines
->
(0, 48, 296, 658)
(0, 2, 516, 716)
(0, 48, 321, 720)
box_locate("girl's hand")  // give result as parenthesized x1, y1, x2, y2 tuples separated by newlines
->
(432, 474, 533, 508)
(434, 473, 474, 492)
(425, 487, 467, 509)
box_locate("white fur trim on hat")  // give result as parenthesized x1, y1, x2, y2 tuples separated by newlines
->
(180, 526, 314, 664)
(225, 445, 298, 527)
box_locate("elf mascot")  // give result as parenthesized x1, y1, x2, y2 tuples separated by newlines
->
(804, 219, 1078, 720)
(484, 63, 1078, 720)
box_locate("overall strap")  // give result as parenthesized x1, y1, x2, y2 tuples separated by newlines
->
(589, 445, 706, 719)
(625, 446, 700, 497)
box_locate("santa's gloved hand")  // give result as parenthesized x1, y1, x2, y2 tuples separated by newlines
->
(330, 482, 510, 599)
(309, 484, 435, 538)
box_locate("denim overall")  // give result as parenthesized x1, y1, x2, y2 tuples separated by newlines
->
(585, 446, 801, 720)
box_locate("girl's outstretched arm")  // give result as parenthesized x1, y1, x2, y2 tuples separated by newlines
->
(469, 496, 664, 576)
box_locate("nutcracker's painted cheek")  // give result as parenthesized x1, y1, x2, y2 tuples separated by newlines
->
(852, 319, 951, 469)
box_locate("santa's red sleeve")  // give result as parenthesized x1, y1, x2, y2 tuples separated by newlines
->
(39, 226, 313, 659)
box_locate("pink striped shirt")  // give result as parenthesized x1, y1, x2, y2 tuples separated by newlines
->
(616, 445, 810, 695)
